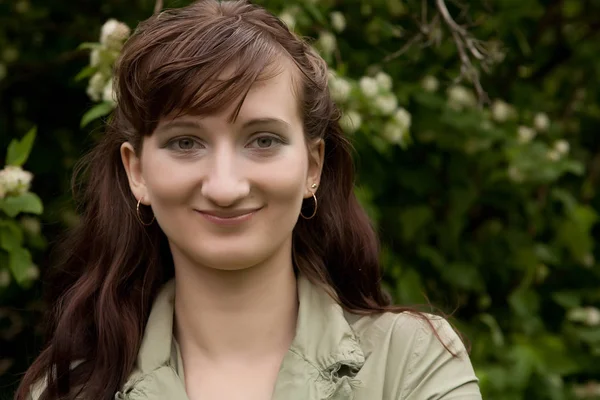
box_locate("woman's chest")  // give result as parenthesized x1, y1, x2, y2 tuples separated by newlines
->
(183, 359, 282, 400)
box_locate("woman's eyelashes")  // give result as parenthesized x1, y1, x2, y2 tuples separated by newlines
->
(164, 133, 287, 154)
(163, 136, 205, 155)
(246, 134, 286, 149)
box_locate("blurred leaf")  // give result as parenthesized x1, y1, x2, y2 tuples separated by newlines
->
(480, 313, 505, 346)
(0, 220, 24, 251)
(0, 193, 44, 218)
(399, 205, 433, 241)
(552, 291, 581, 308)
(77, 42, 100, 50)
(301, 3, 326, 25)
(75, 66, 96, 82)
(8, 247, 32, 286)
(6, 127, 37, 166)
(509, 288, 540, 318)
(80, 102, 114, 128)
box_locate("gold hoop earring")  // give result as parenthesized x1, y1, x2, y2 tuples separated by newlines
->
(136, 198, 155, 226)
(300, 192, 318, 220)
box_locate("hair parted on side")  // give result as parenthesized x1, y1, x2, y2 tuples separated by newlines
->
(17, 1, 450, 399)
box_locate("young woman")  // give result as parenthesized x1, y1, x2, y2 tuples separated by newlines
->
(17, 1, 481, 399)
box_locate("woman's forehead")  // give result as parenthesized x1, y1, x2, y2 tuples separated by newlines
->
(238, 65, 301, 123)
(158, 59, 302, 128)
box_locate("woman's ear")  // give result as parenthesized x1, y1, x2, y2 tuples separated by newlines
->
(120, 142, 149, 204)
(305, 138, 325, 197)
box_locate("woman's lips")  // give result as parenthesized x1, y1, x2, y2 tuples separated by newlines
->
(195, 208, 260, 226)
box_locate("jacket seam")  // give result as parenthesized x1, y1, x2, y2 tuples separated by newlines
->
(400, 317, 427, 400)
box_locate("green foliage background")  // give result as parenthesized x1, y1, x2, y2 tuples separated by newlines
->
(1, 0, 600, 398)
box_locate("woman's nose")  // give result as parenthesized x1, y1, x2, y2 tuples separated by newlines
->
(200, 148, 250, 207)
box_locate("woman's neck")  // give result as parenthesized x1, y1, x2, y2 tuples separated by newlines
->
(172, 249, 298, 363)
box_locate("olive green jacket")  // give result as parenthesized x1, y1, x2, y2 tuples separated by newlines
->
(32, 276, 481, 399)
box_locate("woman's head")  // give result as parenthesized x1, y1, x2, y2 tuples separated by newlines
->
(113, 0, 377, 280)
(17, 1, 387, 399)
(119, 24, 326, 272)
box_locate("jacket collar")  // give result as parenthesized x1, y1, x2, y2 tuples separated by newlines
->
(128, 275, 365, 399)
(290, 275, 365, 371)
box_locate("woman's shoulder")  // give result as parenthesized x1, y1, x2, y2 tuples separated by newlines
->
(348, 310, 462, 350)
(347, 311, 482, 399)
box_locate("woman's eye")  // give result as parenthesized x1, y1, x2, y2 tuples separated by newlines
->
(249, 135, 281, 149)
(167, 137, 202, 151)
(256, 137, 273, 148)
(177, 138, 196, 150)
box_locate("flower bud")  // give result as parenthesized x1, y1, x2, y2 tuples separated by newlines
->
(0, 165, 34, 196)
(359, 76, 379, 98)
(330, 11, 346, 32)
(100, 19, 131, 50)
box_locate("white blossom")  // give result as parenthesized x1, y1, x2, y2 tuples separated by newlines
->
(517, 126, 536, 143)
(534, 112, 550, 132)
(375, 71, 393, 91)
(447, 85, 476, 110)
(573, 381, 600, 398)
(90, 48, 101, 68)
(15, 0, 30, 13)
(583, 253, 595, 268)
(359, 76, 379, 98)
(21, 216, 41, 236)
(0, 63, 6, 81)
(0, 269, 10, 287)
(3, 47, 19, 63)
(393, 107, 412, 131)
(546, 149, 561, 162)
(318, 31, 337, 55)
(330, 11, 346, 32)
(100, 19, 131, 50)
(26, 265, 40, 280)
(102, 78, 116, 105)
(382, 121, 408, 145)
(87, 72, 107, 101)
(554, 139, 570, 155)
(491, 99, 514, 122)
(339, 110, 362, 133)
(507, 165, 524, 183)
(568, 307, 600, 326)
(374, 94, 398, 115)
(0, 165, 33, 196)
(279, 12, 296, 30)
(328, 74, 352, 103)
(421, 75, 439, 92)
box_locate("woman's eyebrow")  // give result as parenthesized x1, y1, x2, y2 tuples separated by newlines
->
(155, 117, 291, 134)
(240, 117, 291, 130)
(156, 120, 203, 133)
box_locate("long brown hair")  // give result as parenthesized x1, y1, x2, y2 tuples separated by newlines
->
(17, 1, 442, 399)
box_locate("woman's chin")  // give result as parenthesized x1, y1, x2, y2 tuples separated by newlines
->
(189, 250, 269, 272)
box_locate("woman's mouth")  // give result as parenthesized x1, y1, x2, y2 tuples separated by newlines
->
(195, 208, 261, 226)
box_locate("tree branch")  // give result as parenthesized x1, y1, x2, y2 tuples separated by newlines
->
(154, 0, 163, 14)
(435, 0, 490, 105)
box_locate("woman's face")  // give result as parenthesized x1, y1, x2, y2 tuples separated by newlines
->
(121, 63, 324, 271)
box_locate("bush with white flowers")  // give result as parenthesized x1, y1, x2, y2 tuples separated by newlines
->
(77, 18, 131, 127)
(0, 127, 45, 292)
(4, 2, 599, 398)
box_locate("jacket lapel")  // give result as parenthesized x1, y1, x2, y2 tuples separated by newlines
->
(271, 276, 365, 400)
(118, 276, 365, 400)
(117, 281, 190, 400)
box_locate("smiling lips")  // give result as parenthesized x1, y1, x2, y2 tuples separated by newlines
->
(195, 208, 261, 226)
